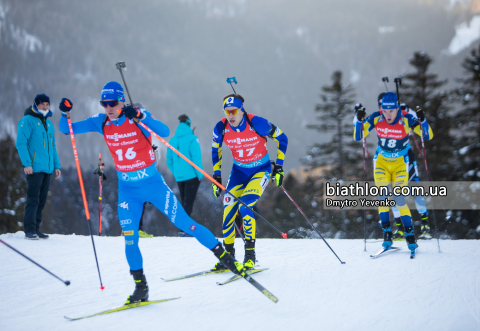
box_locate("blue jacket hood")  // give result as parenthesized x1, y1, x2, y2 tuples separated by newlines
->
(174, 122, 193, 137)
(25, 105, 53, 118)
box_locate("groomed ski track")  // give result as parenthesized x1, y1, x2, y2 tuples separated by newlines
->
(1, 232, 479, 331)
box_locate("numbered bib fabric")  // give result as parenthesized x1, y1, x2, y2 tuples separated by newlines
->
(103, 118, 155, 172)
(222, 114, 268, 164)
(375, 110, 409, 155)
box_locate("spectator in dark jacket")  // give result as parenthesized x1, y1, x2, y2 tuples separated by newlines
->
(16, 94, 61, 240)
(167, 115, 203, 236)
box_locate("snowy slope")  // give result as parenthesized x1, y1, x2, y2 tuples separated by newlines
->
(1, 232, 479, 331)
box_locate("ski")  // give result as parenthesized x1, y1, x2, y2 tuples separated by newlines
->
(216, 268, 269, 286)
(367, 238, 403, 243)
(64, 297, 180, 321)
(410, 248, 416, 259)
(370, 246, 401, 258)
(161, 268, 230, 282)
(239, 271, 279, 303)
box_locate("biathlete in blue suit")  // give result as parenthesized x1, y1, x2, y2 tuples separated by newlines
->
(375, 93, 432, 240)
(58, 82, 244, 304)
(211, 94, 288, 270)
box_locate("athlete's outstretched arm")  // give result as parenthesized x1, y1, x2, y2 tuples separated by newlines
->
(406, 113, 434, 140)
(353, 111, 379, 141)
(139, 110, 170, 138)
(59, 113, 106, 135)
(212, 121, 225, 175)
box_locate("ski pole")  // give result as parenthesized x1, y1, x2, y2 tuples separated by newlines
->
(94, 153, 106, 236)
(279, 185, 346, 264)
(115, 62, 288, 239)
(362, 118, 368, 252)
(233, 213, 246, 244)
(416, 113, 441, 253)
(0, 239, 71, 286)
(382, 77, 389, 91)
(65, 109, 105, 290)
(394, 77, 402, 102)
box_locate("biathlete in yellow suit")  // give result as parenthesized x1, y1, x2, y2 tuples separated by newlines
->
(353, 92, 433, 250)
(211, 94, 288, 269)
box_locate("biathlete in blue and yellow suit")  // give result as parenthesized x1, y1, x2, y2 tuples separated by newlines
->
(353, 92, 433, 250)
(211, 94, 288, 269)
(376, 93, 432, 240)
(58, 82, 245, 304)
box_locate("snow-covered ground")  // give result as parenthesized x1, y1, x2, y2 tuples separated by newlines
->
(1, 232, 479, 331)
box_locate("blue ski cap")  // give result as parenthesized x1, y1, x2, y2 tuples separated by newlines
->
(223, 96, 244, 111)
(101, 81, 125, 102)
(381, 92, 399, 109)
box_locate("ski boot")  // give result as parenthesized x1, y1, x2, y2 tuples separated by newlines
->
(418, 214, 432, 240)
(381, 222, 393, 248)
(393, 218, 404, 240)
(212, 242, 235, 271)
(243, 239, 256, 270)
(125, 269, 149, 305)
(405, 226, 418, 250)
(211, 243, 244, 275)
(139, 230, 153, 238)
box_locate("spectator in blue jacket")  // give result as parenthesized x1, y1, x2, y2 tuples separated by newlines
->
(167, 115, 203, 236)
(16, 94, 61, 240)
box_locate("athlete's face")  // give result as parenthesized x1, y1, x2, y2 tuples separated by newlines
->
(383, 108, 399, 124)
(102, 100, 124, 120)
(225, 107, 244, 126)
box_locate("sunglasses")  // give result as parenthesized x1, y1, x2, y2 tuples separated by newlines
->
(100, 100, 119, 108)
(224, 108, 240, 116)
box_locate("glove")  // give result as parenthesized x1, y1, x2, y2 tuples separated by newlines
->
(272, 164, 284, 187)
(415, 106, 425, 122)
(212, 174, 222, 198)
(354, 103, 366, 121)
(122, 106, 145, 120)
(59, 98, 73, 112)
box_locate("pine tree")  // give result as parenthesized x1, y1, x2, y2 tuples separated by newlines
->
(401, 51, 454, 181)
(0, 134, 27, 234)
(303, 71, 361, 180)
(452, 43, 480, 180)
(448, 44, 480, 239)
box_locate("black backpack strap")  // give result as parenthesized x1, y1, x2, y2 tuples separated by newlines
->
(101, 116, 109, 132)
(221, 118, 229, 144)
(244, 111, 267, 142)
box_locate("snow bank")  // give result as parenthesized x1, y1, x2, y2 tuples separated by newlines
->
(0, 234, 479, 331)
